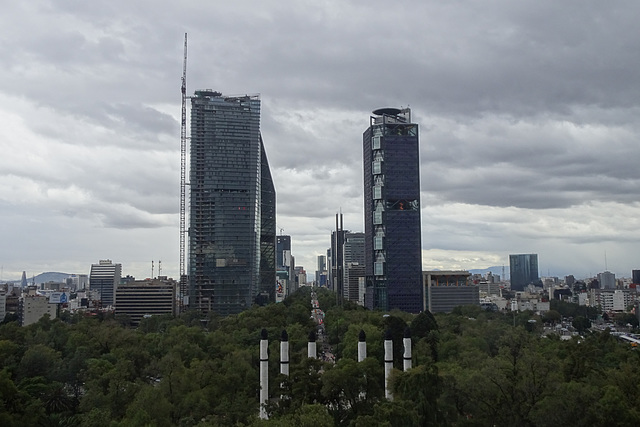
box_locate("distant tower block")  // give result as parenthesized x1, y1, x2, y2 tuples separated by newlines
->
(358, 329, 367, 362)
(308, 331, 317, 359)
(259, 329, 268, 420)
(280, 330, 289, 377)
(403, 327, 412, 371)
(384, 330, 393, 400)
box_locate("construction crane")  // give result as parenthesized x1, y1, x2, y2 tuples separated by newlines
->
(179, 33, 188, 309)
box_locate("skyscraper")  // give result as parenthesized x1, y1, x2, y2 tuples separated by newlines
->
(509, 254, 539, 291)
(189, 91, 276, 315)
(363, 108, 423, 312)
(343, 232, 365, 303)
(89, 259, 122, 307)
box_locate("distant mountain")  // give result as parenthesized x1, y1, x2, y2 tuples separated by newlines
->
(468, 266, 509, 280)
(5, 272, 72, 284)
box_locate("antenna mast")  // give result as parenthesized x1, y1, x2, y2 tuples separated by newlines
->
(179, 33, 188, 309)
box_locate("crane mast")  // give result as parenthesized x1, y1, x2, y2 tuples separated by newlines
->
(179, 33, 188, 310)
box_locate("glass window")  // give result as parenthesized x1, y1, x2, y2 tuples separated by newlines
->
(372, 160, 382, 175)
(372, 136, 381, 150)
(374, 262, 384, 276)
(374, 236, 383, 250)
(373, 186, 382, 200)
(373, 211, 382, 224)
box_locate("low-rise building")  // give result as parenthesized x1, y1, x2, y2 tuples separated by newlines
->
(114, 279, 176, 327)
(423, 270, 478, 313)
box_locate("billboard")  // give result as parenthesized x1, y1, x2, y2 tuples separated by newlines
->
(49, 292, 68, 304)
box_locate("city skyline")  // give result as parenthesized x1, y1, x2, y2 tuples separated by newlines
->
(2, 2, 640, 281)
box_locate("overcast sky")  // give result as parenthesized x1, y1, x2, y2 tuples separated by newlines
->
(2, 0, 640, 282)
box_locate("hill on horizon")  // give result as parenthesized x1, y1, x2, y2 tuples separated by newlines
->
(4, 271, 72, 285)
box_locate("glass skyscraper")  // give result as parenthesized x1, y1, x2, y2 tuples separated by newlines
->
(509, 254, 539, 291)
(363, 108, 423, 313)
(189, 91, 276, 315)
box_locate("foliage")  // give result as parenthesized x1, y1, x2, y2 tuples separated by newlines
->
(1, 287, 640, 426)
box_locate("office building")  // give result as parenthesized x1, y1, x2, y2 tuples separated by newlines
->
(509, 254, 539, 292)
(343, 232, 365, 303)
(423, 271, 478, 313)
(276, 235, 291, 271)
(0, 292, 5, 322)
(189, 91, 276, 315)
(315, 255, 327, 287)
(89, 260, 122, 307)
(363, 108, 422, 312)
(633, 270, 640, 285)
(20, 295, 57, 326)
(590, 288, 636, 312)
(329, 214, 346, 298)
(598, 271, 616, 289)
(115, 279, 177, 327)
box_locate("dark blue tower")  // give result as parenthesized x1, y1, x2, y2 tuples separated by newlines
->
(363, 108, 423, 312)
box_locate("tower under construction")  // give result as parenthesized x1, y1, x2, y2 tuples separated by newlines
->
(189, 91, 276, 315)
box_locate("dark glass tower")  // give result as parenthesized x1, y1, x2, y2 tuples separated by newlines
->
(189, 91, 276, 315)
(363, 108, 422, 313)
(509, 254, 539, 291)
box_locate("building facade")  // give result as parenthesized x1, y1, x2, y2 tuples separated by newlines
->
(423, 271, 478, 313)
(115, 279, 177, 327)
(590, 288, 636, 312)
(89, 260, 122, 308)
(20, 295, 57, 326)
(189, 91, 276, 315)
(343, 232, 365, 303)
(363, 108, 422, 312)
(509, 254, 539, 292)
(598, 271, 616, 289)
(632, 270, 640, 285)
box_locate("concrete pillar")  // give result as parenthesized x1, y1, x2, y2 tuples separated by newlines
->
(384, 329, 393, 400)
(403, 327, 412, 371)
(280, 329, 289, 376)
(259, 328, 269, 419)
(358, 329, 367, 362)
(308, 331, 317, 359)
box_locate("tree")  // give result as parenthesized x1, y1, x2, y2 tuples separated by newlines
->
(572, 316, 591, 334)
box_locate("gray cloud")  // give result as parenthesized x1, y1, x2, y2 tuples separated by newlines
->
(1, 0, 640, 280)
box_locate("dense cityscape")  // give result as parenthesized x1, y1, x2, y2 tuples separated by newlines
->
(2, 92, 640, 426)
(3, 2, 640, 426)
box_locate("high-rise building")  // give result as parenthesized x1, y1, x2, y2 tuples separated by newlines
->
(598, 271, 616, 289)
(89, 259, 122, 307)
(315, 255, 327, 287)
(343, 232, 365, 303)
(189, 91, 276, 315)
(509, 254, 539, 291)
(631, 270, 640, 285)
(329, 214, 346, 298)
(276, 235, 291, 271)
(363, 108, 423, 312)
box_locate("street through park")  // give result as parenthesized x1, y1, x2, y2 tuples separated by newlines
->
(310, 290, 335, 363)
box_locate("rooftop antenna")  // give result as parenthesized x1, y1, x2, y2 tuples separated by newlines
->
(179, 33, 188, 307)
(152, 260, 154, 279)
